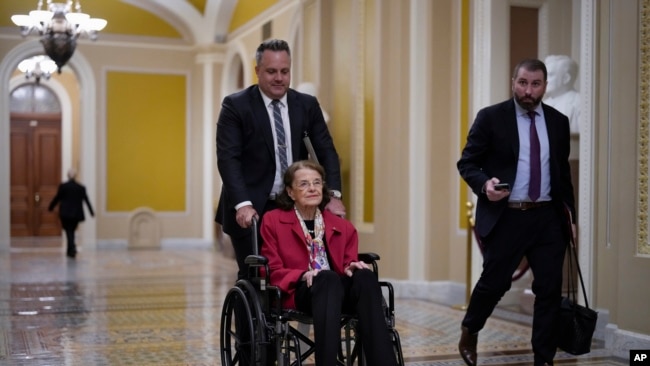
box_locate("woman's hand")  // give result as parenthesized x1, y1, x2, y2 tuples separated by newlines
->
(302, 269, 320, 287)
(344, 261, 370, 277)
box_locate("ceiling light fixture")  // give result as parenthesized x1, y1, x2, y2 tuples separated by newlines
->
(11, 0, 107, 73)
(18, 55, 58, 83)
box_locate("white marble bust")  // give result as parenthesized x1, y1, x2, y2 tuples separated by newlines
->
(544, 55, 581, 135)
(296, 82, 330, 123)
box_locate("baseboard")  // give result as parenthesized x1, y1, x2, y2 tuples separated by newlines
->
(96, 238, 214, 250)
(385, 279, 466, 307)
(605, 323, 650, 359)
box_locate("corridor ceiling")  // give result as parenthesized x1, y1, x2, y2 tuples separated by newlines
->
(0, 0, 278, 44)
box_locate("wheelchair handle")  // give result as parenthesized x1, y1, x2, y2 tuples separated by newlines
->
(251, 215, 259, 255)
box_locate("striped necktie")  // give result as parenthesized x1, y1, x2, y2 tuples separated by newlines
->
(272, 100, 288, 174)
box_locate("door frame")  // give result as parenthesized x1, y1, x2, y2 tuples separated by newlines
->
(1, 40, 97, 251)
(9, 79, 73, 204)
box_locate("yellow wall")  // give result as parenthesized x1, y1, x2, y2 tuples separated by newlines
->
(229, 0, 279, 32)
(363, 0, 376, 222)
(106, 72, 186, 212)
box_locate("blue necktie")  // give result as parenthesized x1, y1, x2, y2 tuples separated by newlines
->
(528, 111, 541, 202)
(272, 100, 288, 174)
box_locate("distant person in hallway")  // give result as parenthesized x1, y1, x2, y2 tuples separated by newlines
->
(260, 160, 398, 366)
(543, 55, 581, 135)
(457, 59, 576, 366)
(215, 38, 345, 281)
(48, 168, 94, 258)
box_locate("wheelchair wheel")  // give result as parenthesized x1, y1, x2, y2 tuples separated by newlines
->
(220, 280, 268, 366)
(390, 329, 405, 366)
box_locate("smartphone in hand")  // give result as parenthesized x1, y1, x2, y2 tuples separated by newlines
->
(494, 183, 510, 191)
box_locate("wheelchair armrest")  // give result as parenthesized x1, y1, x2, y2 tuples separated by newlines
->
(358, 252, 380, 263)
(359, 252, 380, 275)
(244, 255, 270, 288)
(245, 254, 268, 265)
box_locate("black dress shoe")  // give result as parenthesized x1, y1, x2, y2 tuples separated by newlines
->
(458, 326, 478, 366)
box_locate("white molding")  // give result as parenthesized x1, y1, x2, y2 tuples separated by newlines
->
(606, 325, 650, 359)
(289, 2, 305, 85)
(196, 54, 216, 241)
(578, 0, 596, 305)
(121, 0, 239, 44)
(408, 0, 432, 280)
(221, 41, 251, 94)
(538, 2, 550, 56)
(205, 0, 239, 43)
(74, 35, 196, 51)
(9, 76, 73, 193)
(350, 0, 366, 229)
(69, 51, 98, 250)
(0, 41, 96, 250)
(388, 279, 466, 306)
(96, 238, 213, 250)
(469, 0, 492, 288)
(5, 74, 73, 248)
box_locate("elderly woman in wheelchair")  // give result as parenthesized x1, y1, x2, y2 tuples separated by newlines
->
(220, 159, 402, 365)
(258, 160, 399, 366)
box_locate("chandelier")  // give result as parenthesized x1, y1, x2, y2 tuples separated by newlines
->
(18, 55, 58, 83)
(11, 0, 107, 73)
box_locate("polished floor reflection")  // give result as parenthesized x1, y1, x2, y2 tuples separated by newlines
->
(0, 239, 627, 365)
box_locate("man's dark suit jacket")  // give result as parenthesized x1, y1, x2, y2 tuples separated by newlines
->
(457, 99, 575, 239)
(216, 85, 341, 239)
(48, 180, 94, 221)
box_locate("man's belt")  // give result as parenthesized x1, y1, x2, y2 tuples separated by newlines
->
(507, 201, 551, 210)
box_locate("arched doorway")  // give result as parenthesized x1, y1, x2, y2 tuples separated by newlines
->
(2, 41, 98, 252)
(9, 83, 62, 237)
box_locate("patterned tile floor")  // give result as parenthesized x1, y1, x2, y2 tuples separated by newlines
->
(0, 240, 628, 365)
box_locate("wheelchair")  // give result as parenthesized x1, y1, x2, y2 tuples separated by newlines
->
(220, 219, 404, 366)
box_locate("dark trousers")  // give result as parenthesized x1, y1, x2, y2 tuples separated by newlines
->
(61, 217, 80, 257)
(230, 232, 258, 280)
(462, 205, 566, 366)
(295, 269, 398, 366)
(229, 200, 277, 280)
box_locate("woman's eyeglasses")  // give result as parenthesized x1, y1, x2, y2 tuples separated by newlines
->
(294, 179, 323, 191)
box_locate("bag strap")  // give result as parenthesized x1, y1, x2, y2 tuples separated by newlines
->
(564, 203, 591, 309)
(565, 240, 576, 300)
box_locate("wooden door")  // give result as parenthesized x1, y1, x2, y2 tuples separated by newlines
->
(10, 113, 62, 236)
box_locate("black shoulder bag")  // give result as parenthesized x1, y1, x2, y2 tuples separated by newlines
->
(557, 209, 598, 355)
